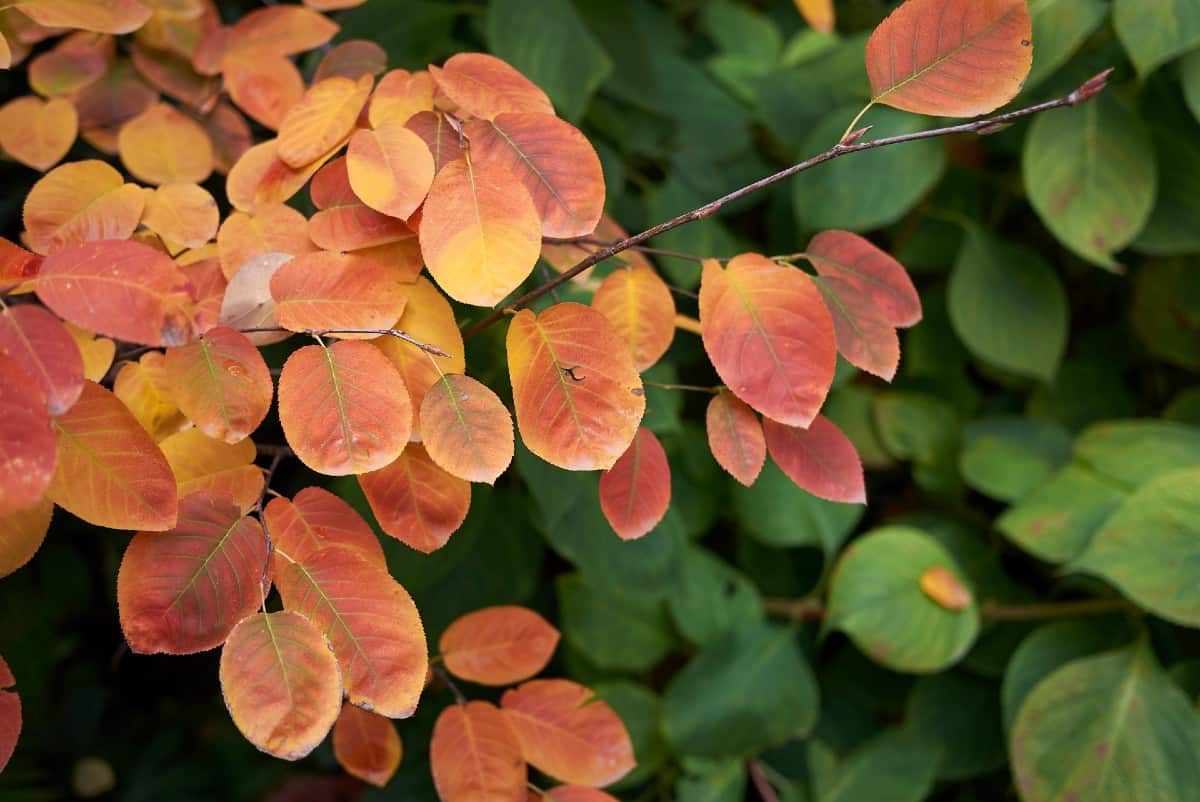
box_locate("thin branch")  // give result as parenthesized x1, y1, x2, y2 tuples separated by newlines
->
(748, 759, 782, 802)
(764, 595, 1135, 623)
(463, 70, 1113, 340)
(238, 326, 451, 358)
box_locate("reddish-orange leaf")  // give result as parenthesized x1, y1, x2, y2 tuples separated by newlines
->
(0, 304, 84, 415)
(763, 414, 865, 504)
(191, 24, 230, 75)
(500, 679, 635, 787)
(315, 40, 386, 82)
(12, 0, 151, 33)
(217, 252, 293, 345)
(420, 156, 541, 306)
(130, 41, 221, 113)
(795, 0, 834, 34)
(466, 113, 604, 238)
(113, 350, 188, 441)
(705, 391, 766, 487)
(278, 341, 411, 475)
(205, 101, 253, 175)
(141, 182, 220, 250)
(226, 137, 342, 212)
(507, 302, 645, 471)
(304, 0, 366, 10)
(598, 426, 671, 541)
(439, 605, 560, 686)
(805, 230, 921, 327)
(0, 95, 77, 171)
(332, 703, 402, 787)
(263, 486, 386, 568)
(308, 157, 414, 251)
(347, 122, 435, 220)
(431, 52, 553, 119)
(74, 60, 158, 155)
(63, 322, 115, 382)
(158, 429, 263, 513)
(163, 326, 272, 443)
(118, 102, 213, 185)
(419, 374, 514, 484)
(271, 251, 407, 335)
(359, 444, 470, 553)
(431, 701, 527, 802)
(220, 610, 342, 760)
(226, 4, 338, 56)
(275, 543, 427, 718)
(217, 203, 316, 280)
(372, 277, 465, 413)
(0, 497, 52, 579)
(919, 565, 974, 610)
(699, 254, 835, 429)
(223, 52, 304, 131)
(37, 239, 194, 346)
(23, 160, 145, 256)
(278, 75, 373, 168)
(591, 267, 675, 372)
(0, 356, 55, 517)
(865, 0, 1033, 118)
(0, 654, 20, 774)
(0, 238, 41, 285)
(355, 237, 424, 283)
(815, 275, 900, 381)
(118, 490, 267, 653)
(369, 69, 434, 127)
(47, 381, 177, 529)
(406, 109, 463, 173)
(547, 788, 621, 802)
(180, 249, 227, 333)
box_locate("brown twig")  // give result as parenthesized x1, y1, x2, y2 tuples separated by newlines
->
(748, 759, 782, 802)
(463, 70, 1113, 340)
(238, 326, 451, 358)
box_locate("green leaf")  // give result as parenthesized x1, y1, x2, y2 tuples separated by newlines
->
(676, 758, 748, 802)
(904, 671, 1006, 780)
(1023, 91, 1157, 270)
(732, 461, 863, 553)
(822, 384, 892, 469)
(1071, 467, 1200, 626)
(996, 465, 1126, 564)
(872, 391, 963, 493)
(336, 1, 458, 68)
(813, 729, 939, 802)
(1027, 356, 1138, 432)
(948, 228, 1069, 382)
(826, 527, 980, 674)
(484, 0, 612, 122)
(960, 417, 1072, 503)
(594, 682, 668, 790)
(1133, 96, 1200, 255)
(1011, 641, 1200, 802)
(557, 572, 674, 673)
(1113, 0, 1200, 75)
(793, 105, 946, 232)
(1184, 50, 1200, 123)
(703, 0, 781, 68)
(664, 623, 819, 758)
(1074, 420, 1200, 488)
(668, 545, 764, 647)
(1132, 259, 1200, 370)
(1025, 0, 1111, 91)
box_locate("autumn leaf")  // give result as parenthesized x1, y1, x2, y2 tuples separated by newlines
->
(119, 102, 214, 185)
(263, 486, 386, 567)
(163, 326, 273, 444)
(346, 121, 435, 220)
(140, 183, 220, 251)
(0, 304, 84, 415)
(226, 4, 339, 56)
(23, 160, 145, 255)
(223, 53, 304, 131)
(218, 252, 294, 345)
(815, 275, 901, 381)
(431, 701, 527, 802)
(795, 0, 835, 34)
(599, 427, 672, 541)
(419, 373, 514, 485)
(308, 157, 414, 251)
(705, 391, 766, 487)
(277, 75, 373, 168)
(369, 69, 434, 127)
(0, 654, 20, 774)
(0, 498, 52, 579)
(12, 0, 152, 33)
(271, 250, 407, 335)
(332, 704, 402, 787)
(591, 266, 676, 372)
(158, 430, 264, 513)
(0, 95, 77, 171)
(405, 110, 463, 173)
(763, 414, 866, 504)
(217, 203, 316, 280)
(430, 52, 554, 119)
(63, 322, 115, 382)
(358, 444, 471, 554)
(112, 350, 188, 441)
(0, 356, 55, 517)
(0, 238, 42, 285)
(314, 40, 386, 82)
(372, 276, 465, 413)
(805, 230, 921, 328)
(439, 606, 560, 686)
(226, 138, 342, 212)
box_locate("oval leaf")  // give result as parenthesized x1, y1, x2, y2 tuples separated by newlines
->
(0, 304, 83, 416)
(333, 703, 402, 787)
(158, 430, 264, 514)
(218, 203, 316, 280)
(346, 121, 435, 220)
(358, 444, 470, 553)
(372, 277, 465, 413)
(815, 276, 900, 381)
(23, 160, 145, 256)
(118, 102, 213, 185)
(164, 326, 273, 443)
(263, 486, 386, 567)
(141, 183, 220, 250)
(705, 391, 766, 487)
(277, 75, 372, 168)
(598, 426, 671, 540)
(439, 605, 560, 686)
(806, 230, 921, 328)
(0, 498, 53, 579)
(430, 52, 553, 119)
(270, 251, 407, 335)
(591, 267, 676, 372)
(763, 414, 866, 504)
(431, 701, 527, 802)
(419, 373, 514, 484)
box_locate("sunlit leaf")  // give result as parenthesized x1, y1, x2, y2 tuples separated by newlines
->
(12, 0, 152, 33)
(309, 156, 414, 251)
(118, 490, 267, 653)
(226, 137, 342, 212)
(333, 703, 402, 787)
(405, 109, 463, 173)
(507, 302, 645, 471)
(599, 426, 671, 540)
(222, 52, 304, 131)
(113, 350, 188, 441)
(220, 610, 342, 760)
(368, 68, 434, 127)
(140, 182, 219, 250)
(118, 102, 213, 185)
(0, 95, 77, 171)
(0, 654, 19, 774)
(705, 391, 765, 487)
(23, 160, 145, 255)
(263, 486, 386, 567)
(0, 356, 55, 517)
(226, 4, 338, 56)
(430, 52, 554, 119)
(62, 322, 115, 382)
(358, 443, 470, 553)
(372, 277, 465, 414)
(431, 701, 527, 802)
(591, 266, 675, 372)
(163, 326, 272, 443)
(439, 605, 560, 686)
(763, 414, 865, 504)
(346, 121, 435, 220)
(0, 497, 52, 579)
(158, 429, 263, 513)
(278, 75, 372, 168)
(419, 373, 514, 484)
(217, 203, 316, 280)
(0, 304, 84, 415)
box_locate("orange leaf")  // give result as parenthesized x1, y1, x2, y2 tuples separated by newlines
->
(0, 304, 84, 415)
(163, 326, 272, 443)
(275, 543, 427, 718)
(0, 95, 77, 171)
(271, 251, 408, 335)
(332, 703, 402, 787)
(369, 69, 434, 127)
(372, 276, 465, 413)
(358, 443, 470, 554)
(500, 679, 635, 787)
(0, 654, 20, 774)
(226, 5, 338, 57)
(431, 701, 527, 802)
(220, 610, 342, 760)
(346, 121, 435, 220)
(598, 426, 671, 541)
(63, 322, 115, 382)
(113, 350, 188, 441)
(0, 237, 41, 285)
(314, 40, 386, 83)
(178, 249, 226, 337)
(763, 414, 865, 504)
(705, 391, 765, 487)
(309, 156, 414, 251)
(37, 239, 194, 346)
(547, 788, 621, 802)
(223, 52, 304, 131)
(304, 0, 366, 10)
(118, 102, 213, 185)
(278, 75, 373, 168)
(919, 565, 973, 610)
(430, 52, 553, 119)
(217, 252, 294, 345)
(794, 0, 834, 34)
(141, 182, 219, 250)
(815, 275, 900, 381)
(419, 374, 514, 484)
(439, 605, 559, 686)
(12, 0, 151, 33)
(118, 490, 267, 653)
(591, 267, 675, 372)
(466, 113, 604, 238)
(158, 429, 263, 513)
(805, 230, 921, 327)
(217, 203, 316, 280)
(0, 497, 52, 579)
(419, 156, 541, 306)
(0, 31, 11, 71)
(0, 356, 55, 517)
(699, 254, 835, 428)
(507, 302, 645, 471)
(47, 381, 177, 529)
(262, 486, 386, 568)
(23, 160, 145, 255)
(226, 137, 342, 212)
(277, 341, 412, 475)
(406, 109, 463, 173)
(865, 0, 1033, 118)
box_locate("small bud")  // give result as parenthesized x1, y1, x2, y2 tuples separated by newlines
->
(919, 565, 973, 611)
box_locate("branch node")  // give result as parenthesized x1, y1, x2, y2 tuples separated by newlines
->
(840, 125, 873, 146)
(1070, 68, 1115, 106)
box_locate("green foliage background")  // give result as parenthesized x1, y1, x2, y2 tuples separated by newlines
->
(3, 0, 1200, 800)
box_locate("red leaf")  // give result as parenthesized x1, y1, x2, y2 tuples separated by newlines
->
(263, 486, 386, 568)
(0, 654, 20, 774)
(0, 237, 41, 285)
(705, 391, 766, 487)
(763, 414, 866, 504)
(815, 275, 901, 381)
(805, 230, 921, 328)
(358, 444, 470, 554)
(0, 354, 55, 517)
(0, 304, 84, 415)
(598, 427, 671, 541)
(439, 606, 560, 686)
